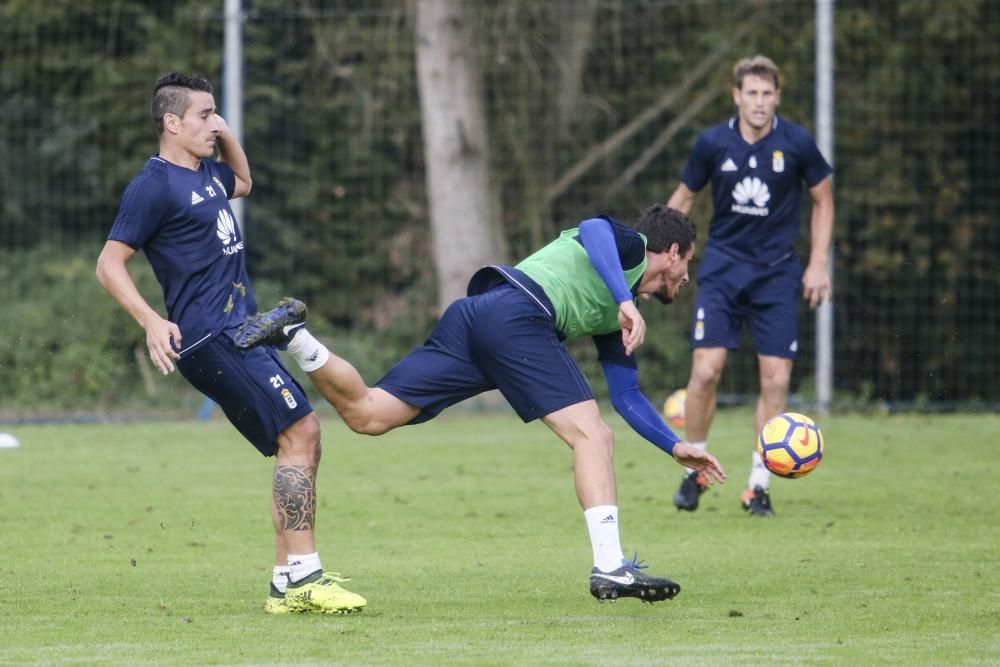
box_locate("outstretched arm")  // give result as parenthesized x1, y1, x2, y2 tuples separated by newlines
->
(601, 359, 726, 484)
(96, 240, 182, 375)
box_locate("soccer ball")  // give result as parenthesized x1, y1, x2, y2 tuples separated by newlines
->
(756, 412, 823, 479)
(662, 389, 686, 428)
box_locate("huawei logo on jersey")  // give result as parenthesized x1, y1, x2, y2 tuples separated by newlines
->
(731, 176, 770, 216)
(216, 210, 244, 256)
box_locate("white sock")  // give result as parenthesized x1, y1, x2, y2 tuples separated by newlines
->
(272, 565, 291, 594)
(683, 441, 707, 474)
(748, 450, 771, 490)
(287, 552, 323, 583)
(286, 328, 329, 373)
(584, 505, 625, 573)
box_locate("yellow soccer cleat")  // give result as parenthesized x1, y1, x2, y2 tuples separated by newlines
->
(285, 571, 367, 614)
(264, 594, 290, 614)
(264, 582, 299, 614)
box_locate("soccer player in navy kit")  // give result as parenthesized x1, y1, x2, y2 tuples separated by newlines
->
(96, 73, 366, 614)
(236, 205, 727, 604)
(666, 55, 834, 516)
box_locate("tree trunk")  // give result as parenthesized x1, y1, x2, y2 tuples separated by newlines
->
(553, 0, 598, 136)
(415, 0, 498, 312)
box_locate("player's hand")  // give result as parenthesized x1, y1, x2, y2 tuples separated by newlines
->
(671, 442, 726, 484)
(617, 301, 646, 355)
(144, 315, 182, 375)
(802, 262, 832, 309)
(213, 113, 231, 135)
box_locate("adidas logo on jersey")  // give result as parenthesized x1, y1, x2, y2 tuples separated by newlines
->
(191, 191, 205, 205)
(721, 158, 737, 172)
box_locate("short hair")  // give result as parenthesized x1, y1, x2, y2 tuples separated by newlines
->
(733, 55, 781, 90)
(635, 205, 696, 255)
(151, 72, 214, 136)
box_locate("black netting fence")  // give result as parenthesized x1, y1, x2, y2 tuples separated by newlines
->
(1, 0, 998, 416)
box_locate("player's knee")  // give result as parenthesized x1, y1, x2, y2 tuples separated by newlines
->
(343, 391, 412, 435)
(690, 362, 722, 391)
(278, 413, 322, 464)
(580, 421, 615, 457)
(342, 413, 386, 436)
(760, 372, 790, 397)
(759, 360, 792, 395)
(597, 420, 615, 447)
(346, 419, 377, 435)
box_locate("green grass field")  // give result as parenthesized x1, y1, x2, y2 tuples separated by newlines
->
(1, 409, 997, 665)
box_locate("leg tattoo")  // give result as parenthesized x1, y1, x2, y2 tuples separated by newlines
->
(273, 465, 316, 531)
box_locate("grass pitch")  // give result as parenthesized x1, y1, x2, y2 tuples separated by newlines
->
(0, 409, 997, 665)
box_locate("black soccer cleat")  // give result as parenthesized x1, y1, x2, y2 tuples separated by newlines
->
(589, 553, 681, 604)
(234, 298, 307, 349)
(673, 470, 709, 511)
(741, 485, 775, 517)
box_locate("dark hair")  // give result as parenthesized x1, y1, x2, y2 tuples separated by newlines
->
(151, 72, 214, 136)
(635, 204, 696, 254)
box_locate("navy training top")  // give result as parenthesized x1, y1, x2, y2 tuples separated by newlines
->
(680, 116, 831, 264)
(108, 156, 257, 356)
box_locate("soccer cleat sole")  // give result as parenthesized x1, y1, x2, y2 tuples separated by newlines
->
(590, 583, 681, 604)
(234, 298, 307, 349)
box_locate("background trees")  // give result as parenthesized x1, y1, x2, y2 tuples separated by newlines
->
(1, 0, 997, 411)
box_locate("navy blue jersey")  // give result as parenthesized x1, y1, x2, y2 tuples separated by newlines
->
(108, 156, 256, 356)
(680, 116, 831, 264)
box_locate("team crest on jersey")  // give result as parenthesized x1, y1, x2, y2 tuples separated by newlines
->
(212, 176, 228, 197)
(216, 209, 244, 256)
(731, 176, 770, 216)
(772, 150, 785, 173)
(694, 307, 706, 341)
(281, 388, 298, 409)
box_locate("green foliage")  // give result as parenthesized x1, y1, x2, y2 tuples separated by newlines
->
(835, 0, 1000, 401)
(2, 0, 999, 408)
(0, 246, 196, 412)
(1, 411, 998, 663)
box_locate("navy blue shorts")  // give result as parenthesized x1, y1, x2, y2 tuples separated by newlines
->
(376, 283, 593, 423)
(177, 335, 314, 456)
(690, 247, 803, 359)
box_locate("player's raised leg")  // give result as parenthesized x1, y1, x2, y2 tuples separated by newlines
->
(674, 347, 727, 511)
(543, 401, 681, 603)
(235, 299, 420, 434)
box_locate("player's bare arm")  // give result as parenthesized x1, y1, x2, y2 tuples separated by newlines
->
(666, 183, 697, 214)
(214, 115, 252, 198)
(96, 240, 182, 375)
(802, 176, 834, 308)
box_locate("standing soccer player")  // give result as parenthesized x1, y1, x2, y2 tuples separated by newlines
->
(236, 205, 727, 604)
(96, 72, 366, 614)
(666, 55, 834, 516)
